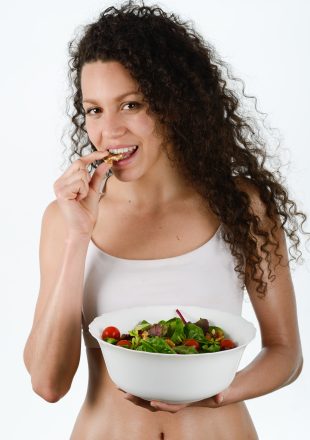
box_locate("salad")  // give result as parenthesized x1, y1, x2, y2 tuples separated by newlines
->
(101, 309, 236, 354)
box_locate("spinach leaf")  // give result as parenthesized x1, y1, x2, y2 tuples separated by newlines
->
(184, 322, 206, 344)
(174, 345, 198, 354)
(167, 318, 186, 344)
(105, 337, 118, 344)
(202, 341, 221, 352)
(136, 337, 176, 354)
(135, 339, 157, 352)
(134, 320, 152, 332)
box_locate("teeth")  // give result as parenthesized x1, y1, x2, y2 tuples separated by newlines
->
(108, 145, 138, 154)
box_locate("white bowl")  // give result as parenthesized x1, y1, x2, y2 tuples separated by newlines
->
(89, 305, 256, 404)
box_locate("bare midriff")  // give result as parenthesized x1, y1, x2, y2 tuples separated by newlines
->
(70, 349, 258, 440)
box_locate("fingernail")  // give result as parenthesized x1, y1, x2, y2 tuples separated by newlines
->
(218, 395, 224, 404)
(150, 402, 157, 407)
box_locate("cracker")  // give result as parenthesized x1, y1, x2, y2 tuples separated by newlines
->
(103, 152, 125, 164)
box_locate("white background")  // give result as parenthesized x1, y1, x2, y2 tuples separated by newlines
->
(1, 1, 309, 439)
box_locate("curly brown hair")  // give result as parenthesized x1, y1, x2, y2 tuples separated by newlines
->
(62, 0, 309, 296)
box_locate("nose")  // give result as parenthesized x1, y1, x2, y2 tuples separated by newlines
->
(101, 111, 127, 141)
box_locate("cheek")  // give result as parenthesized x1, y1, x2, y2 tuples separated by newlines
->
(85, 121, 98, 141)
(132, 114, 157, 138)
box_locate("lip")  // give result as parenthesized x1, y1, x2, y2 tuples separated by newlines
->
(112, 146, 139, 168)
(107, 144, 138, 151)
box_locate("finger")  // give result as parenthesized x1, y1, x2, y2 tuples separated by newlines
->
(213, 392, 224, 405)
(66, 169, 90, 186)
(67, 172, 90, 199)
(64, 151, 108, 177)
(58, 173, 89, 201)
(75, 180, 89, 202)
(189, 396, 220, 409)
(57, 179, 88, 201)
(150, 401, 188, 413)
(79, 150, 109, 166)
(54, 169, 89, 199)
(124, 395, 158, 413)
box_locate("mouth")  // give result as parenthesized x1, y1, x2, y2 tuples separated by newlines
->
(104, 145, 139, 167)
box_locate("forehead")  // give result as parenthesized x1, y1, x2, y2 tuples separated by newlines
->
(81, 61, 138, 95)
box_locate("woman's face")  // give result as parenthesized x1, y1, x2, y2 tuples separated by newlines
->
(81, 60, 168, 182)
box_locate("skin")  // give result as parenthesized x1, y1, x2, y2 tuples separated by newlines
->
(24, 60, 303, 439)
(81, 60, 194, 209)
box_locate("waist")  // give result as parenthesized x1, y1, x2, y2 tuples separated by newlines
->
(70, 348, 258, 440)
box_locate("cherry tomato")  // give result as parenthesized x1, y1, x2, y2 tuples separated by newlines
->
(184, 339, 200, 350)
(101, 326, 120, 340)
(116, 340, 132, 348)
(220, 339, 236, 350)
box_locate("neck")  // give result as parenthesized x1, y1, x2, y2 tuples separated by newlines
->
(108, 167, 197, 212)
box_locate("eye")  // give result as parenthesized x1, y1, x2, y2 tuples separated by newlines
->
(122, 101, 141, 110)
(85, 107, 100, 115)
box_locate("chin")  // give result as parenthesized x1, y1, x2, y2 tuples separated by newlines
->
(112, 167, 142, 182)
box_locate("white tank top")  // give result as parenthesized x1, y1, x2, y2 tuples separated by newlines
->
(82, 179, 244, 348)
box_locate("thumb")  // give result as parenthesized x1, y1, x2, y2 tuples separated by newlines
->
(89, 162, 112, 194)
(213, 393, 224, 405)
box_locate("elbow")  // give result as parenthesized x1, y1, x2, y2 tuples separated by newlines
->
(33, 386, 61, 403)
(290, 356, 303, 383)
(23, 344, 77, 402)
(23, 353, 67, 402)
(282, 353, 304, 388)
(31, 379, 70, 403)
(24, 354, 76, 402)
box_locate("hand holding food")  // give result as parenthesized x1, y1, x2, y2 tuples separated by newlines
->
(53, 150, 116, 238)
(119, 387, 226, 413)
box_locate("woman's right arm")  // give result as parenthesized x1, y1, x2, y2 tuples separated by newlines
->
(23, 150, 111, 402)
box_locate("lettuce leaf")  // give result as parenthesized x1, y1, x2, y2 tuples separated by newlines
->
(136, 337, 176, 354)
(184, 322, 206, 344)
(167, 318, 186, 344)
(174, 345, 198, 354)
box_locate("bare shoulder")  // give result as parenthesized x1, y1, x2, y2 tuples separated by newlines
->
(233, 176, 269, 218)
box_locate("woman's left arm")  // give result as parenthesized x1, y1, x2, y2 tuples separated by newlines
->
(216, 254, 303, 406)
(192, 182, 304, 408)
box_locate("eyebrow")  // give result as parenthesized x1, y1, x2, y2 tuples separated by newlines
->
(82, 91, 142, 104)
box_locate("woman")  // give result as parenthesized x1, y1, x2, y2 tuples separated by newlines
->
(23, 2, 307, 439)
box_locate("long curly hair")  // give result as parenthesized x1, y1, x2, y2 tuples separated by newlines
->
(62, 0, 309, 297)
